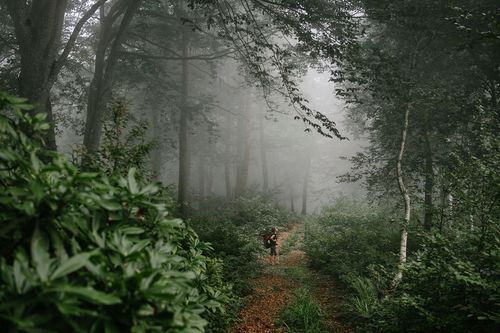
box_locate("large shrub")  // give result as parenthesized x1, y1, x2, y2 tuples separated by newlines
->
(304, 197, 400, 280)
(0, 94, 230, 332)
(304, 196, 499, 333)
(364, 228, 500, 333)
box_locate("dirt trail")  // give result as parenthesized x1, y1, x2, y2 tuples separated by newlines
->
(230, 230, 294, 333)
(231, 226, 350, 333)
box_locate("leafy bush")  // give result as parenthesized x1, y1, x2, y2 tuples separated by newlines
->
(365, 228, 500, 333)
(304, 197, 400, 280)
(304, 196, 499, 333)
(78, 98, 156, 181)
(0, 94, 230, 332)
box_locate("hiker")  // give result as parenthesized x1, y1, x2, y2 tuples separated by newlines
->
(268, 227, 278, 265)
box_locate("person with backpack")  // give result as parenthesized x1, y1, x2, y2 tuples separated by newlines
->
(268, 227, 278, 265)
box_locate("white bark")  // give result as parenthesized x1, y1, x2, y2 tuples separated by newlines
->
(394, 105, 411, 284)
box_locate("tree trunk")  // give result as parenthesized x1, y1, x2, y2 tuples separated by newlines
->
(150, 106, 163, 180)
(83, 0, 141, 153)
(5, 0, 108, 150)
(423, 129, 434, 231)
(301, 156, 311, 215)
(234, 94, 251, 197)
(198, 154, 205, 202)
(206, 157, 213, 197)
(177, 25, 190, 217)
(224, 112, 233, 199)
(259, 115, 269, 191)
(394, 106, 411, 284)
(5, 0, 68, 150)
(291, 192, 295, 212)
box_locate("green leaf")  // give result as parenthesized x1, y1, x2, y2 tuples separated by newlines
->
(121, 227, 144, 235)
(99, 200, 122, 211)
(31, 226, 51, 282)
(13, 255, 29, 293)
(5, 95, 28, 104)
(127, 168, 138, 194)
(30, 151, 41, 174)
(160, 218, 184, 229)
(139, 183, 159, 195)
(0, 149, 19, 161)
(53, 285, 121, 305)
(50, 252, 94, 280)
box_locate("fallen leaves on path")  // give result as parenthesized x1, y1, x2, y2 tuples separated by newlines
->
(230, 230, 294, 333)
(230, 273, 296, 333)
(231, 227, 351, 333)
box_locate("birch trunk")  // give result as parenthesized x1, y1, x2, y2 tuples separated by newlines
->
(394, 106, 411, 284)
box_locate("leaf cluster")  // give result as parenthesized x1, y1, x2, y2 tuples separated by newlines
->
(0, 94, 231, 333)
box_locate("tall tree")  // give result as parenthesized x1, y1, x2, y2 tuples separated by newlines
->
(301, 155, 311, 215)
(234, 92, 251, 197)
(83, 0, 142, 153)
(177, 19, 191, 216)
(259, 113, 269, 191)
(2, 0, 106, 149)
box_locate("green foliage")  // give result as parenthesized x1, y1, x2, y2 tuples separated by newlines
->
(80, 99, 156, 181)
(279, 226, 303, 256)
(277, 287, 328, 333)
(305, 197, 400, 279)
(305, 197, 499, 333)
(345, 276, 378, 319)
(191, 194, 291, 330)
(192, 194, 289, 295)
(0, 94, 230, 332)
(364, 229, 500, 333)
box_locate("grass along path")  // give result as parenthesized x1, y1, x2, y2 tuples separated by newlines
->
(231, 225, 351, 333)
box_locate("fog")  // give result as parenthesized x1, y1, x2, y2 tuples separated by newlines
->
(3, 0, 367, 215)
(57, 59, 364, 213)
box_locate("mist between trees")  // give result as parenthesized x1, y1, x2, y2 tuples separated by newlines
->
(0, 0, 498, 332)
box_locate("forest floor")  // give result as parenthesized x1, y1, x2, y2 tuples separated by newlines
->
(230, 225, 351, 333)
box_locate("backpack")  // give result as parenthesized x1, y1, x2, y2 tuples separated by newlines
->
(263, 234, 272, 248)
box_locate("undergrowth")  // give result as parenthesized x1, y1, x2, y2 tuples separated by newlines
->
(277, 287, 328, 333)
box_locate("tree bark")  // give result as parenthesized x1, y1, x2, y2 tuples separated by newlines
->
(301, 156, 311, 215)
(4, 0, 107, 150)
(394, 105, 411, 284)
(224, 112, 233, 199)
(234, 93, 251, 197)
(206, 157, 213, 197)
(150, 105, 162, 180)
(83, 0, 141, 153)
(5, 0, 67, 150)
(259, 114, 269, 191)
(198, 154, 206, 202)
(423, 129, 434, 231)
(177, 24, 190, 217)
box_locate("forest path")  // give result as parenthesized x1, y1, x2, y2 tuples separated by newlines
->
(230, 225, 351, 333)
